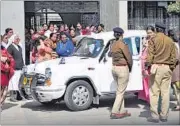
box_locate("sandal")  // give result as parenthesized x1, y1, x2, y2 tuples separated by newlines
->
(110, 111, 131, 119)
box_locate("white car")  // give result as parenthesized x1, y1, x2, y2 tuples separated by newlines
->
(19, 30, 147, 111)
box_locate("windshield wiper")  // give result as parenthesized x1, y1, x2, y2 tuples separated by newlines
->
(72, 53, 91, 57)
(72, 53, 81, 56)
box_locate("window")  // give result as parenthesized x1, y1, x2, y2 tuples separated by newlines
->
(123, 38, 133, 54)
(135, 37, 140, 54)
(124, 37, 141, 55)
(74, 37, 104, 58)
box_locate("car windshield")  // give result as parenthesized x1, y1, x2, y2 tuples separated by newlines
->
(73, 37, 104, 58)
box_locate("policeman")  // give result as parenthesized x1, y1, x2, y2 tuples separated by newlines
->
(109, 27, 133, 119)
(145, 22, 176, 123)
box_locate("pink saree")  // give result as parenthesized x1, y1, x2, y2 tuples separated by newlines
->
(138, 47, 150, 103)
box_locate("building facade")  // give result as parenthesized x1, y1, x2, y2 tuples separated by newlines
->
(128, 1, 179, 32)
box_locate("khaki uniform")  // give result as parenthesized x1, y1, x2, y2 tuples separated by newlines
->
(147, 33, 176, 119)
(110, 39, 132, 114)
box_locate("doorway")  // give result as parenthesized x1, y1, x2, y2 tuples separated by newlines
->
(25, 1, 100, 30)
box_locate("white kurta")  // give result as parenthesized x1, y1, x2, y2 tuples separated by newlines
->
(8, 70, 22, 91)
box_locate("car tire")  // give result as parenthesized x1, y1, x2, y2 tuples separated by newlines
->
(64, 80, 94, 111)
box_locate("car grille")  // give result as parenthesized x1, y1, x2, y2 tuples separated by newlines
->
(22, 73, 46, 86)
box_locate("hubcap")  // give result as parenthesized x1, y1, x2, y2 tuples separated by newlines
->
(72, 86, 89, 106)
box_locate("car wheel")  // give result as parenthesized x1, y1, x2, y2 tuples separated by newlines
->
(64, 80, 93, 111)
(40, 100, 57, 106)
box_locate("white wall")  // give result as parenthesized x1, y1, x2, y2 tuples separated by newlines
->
(119, 1, 128, 30)
(99, 0, 119, 31)
(1, 1, 25, 60)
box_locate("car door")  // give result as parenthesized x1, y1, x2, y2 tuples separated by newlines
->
(97, 36, 143, 94)
(96, 39, 115, 93)
(126, 37, 143, 91)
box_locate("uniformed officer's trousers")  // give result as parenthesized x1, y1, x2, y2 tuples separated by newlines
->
(149, 65, 172, 119)
(111, 65, 129, 114)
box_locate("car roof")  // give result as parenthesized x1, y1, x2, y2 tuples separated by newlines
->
(84, 30, 147, 43)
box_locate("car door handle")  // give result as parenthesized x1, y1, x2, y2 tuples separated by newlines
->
(133, 58, 140, 61)
(88, 67, 95, 70)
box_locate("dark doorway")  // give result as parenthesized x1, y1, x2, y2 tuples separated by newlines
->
(25, 1, 100, 30)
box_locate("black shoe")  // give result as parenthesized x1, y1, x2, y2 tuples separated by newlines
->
(26, 96, 33, 100)
(147, 117, 159, 123)
(160, 117, 168, 122)
(16, 91, 23, 100)
(160, 118, 167, 122)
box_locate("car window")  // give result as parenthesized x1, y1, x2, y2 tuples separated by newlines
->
(99, 37, 140, 62)
(123, 38, 133, 55)
(74, 37, 104, 58)
(99, 39, 114, 62)
(135, 37, 140, 54)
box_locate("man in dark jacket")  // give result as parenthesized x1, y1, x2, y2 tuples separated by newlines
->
(56, 32, 74, 57)
(7, 34, 24, 102)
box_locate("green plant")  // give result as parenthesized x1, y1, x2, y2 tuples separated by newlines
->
(167, 1, 180, 14)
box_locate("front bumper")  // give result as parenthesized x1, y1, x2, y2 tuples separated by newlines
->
(19, 73, 66, 102)
(32, 86, 66, 102)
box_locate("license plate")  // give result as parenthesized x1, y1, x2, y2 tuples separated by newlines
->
(23, 77, 32, 85)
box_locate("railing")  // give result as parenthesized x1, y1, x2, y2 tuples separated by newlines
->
(128, 17, 180, 33)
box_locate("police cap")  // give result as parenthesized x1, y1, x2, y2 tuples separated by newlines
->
(113, 27, 124, 34)
(155, 22, 166, 30)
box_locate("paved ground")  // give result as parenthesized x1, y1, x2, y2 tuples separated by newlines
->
(1, 95, 179, 125)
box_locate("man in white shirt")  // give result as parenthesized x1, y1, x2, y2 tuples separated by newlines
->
(7, 34, 24, 102)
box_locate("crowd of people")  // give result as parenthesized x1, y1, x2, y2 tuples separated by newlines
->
(0, 22, 105, 110)
(25, 22, 105, 64)
(0, 21, 179, 123)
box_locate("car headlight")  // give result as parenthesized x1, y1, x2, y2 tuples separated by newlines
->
(22, 66, 27, 74)
(45, 67, 52, 79)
